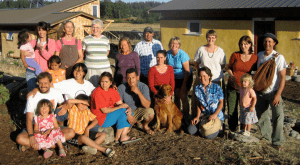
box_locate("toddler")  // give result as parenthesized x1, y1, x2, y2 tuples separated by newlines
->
(18, 29, 42, 76)
(239, 73, 258, 136)
(34, 99, 66, 159)
(47, 55, 66, 83)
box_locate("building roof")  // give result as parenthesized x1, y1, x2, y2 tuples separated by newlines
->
(150, 0, 300, 12)
(0, 0, 97, 26)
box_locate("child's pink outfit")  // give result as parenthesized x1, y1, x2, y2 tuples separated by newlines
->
(239, 87, 258, 124)
(34, 114, 65, 149)
(20, 42, 42, 75)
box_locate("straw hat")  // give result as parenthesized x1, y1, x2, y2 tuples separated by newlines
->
(199, 116, 221, 137)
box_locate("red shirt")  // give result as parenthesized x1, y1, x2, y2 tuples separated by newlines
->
(148, 65, 175, 95)
(91, 87, 121, 126)
(228, 52, 257, 89)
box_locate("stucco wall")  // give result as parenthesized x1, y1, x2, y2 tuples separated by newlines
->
(160, 20, 253, 62)
(66, 0, 100, 18)
(275, 20, 300, 68)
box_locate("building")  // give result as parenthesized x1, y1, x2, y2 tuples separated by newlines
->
(150, 0, 300, 67)
(0, 0, 100, 58)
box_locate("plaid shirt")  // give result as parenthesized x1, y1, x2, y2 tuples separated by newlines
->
(134, 39, 163, 76)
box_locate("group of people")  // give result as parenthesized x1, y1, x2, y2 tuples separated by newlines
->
(15, 18, 287, 158)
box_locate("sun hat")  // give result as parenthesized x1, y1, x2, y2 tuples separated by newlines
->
(199, 115, 221, 137)
(263, 33, 278, 45)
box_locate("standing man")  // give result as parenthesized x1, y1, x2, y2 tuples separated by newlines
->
(16, 72, 75, 152)
(256, 33, 287, 150)
(134, 27, 163, 84)
(118, 68, 155, 134)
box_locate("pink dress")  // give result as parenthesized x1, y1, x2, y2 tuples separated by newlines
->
(34, 114, 65, 149)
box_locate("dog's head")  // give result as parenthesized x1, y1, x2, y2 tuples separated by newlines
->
(156, 84, 172, 99)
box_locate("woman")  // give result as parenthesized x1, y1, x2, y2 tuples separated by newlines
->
(188, 67, 224, 139)
(166, 36, 193, 119)
(148, 50, 175, 103)
(82, 19, 111, 87)
(55, 20, 84, 77)
(25, 21, 55, 92)
(115, 37, 140, 86)
(91, 72, 140, 144)
(227, 35, 257, 131)
(194, 30, 226, 85)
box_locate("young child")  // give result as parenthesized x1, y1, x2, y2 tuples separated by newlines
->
(47, 55, 66, 83)
(239, 73, 258, 136)
(66, 94, 115, 157)
(18, 29, 43, 76)
(33, 99, 66, 159)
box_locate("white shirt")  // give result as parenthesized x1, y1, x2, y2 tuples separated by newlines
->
(257, 50, 287, 94)
(194, 46, 226, 82)
(53, 78, 95, 99)
(24, 88, 64, 117)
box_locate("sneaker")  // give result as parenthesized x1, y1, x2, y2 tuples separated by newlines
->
(105, 148, 115, 157)
(242, 131, 250, 136)
(82, 146, 97, 155)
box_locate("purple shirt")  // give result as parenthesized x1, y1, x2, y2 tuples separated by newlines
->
(116, 51, 140, 82)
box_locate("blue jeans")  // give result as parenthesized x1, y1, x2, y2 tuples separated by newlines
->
(101, 108, 131, 129)
(26, 68, 37, 92)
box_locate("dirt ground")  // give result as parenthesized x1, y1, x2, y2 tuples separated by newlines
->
(1, 81, 300, 164)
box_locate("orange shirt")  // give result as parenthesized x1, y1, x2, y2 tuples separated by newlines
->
(47, 68, 66, 83)
(228, 52, 257, 89)
(67, 105, 96, 135)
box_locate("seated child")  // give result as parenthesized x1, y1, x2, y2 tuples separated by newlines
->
(47, 55, 66, 83)
(34, 99, 66, 159)
(67, 94, 115, 157)
(18, 29, 43, 76)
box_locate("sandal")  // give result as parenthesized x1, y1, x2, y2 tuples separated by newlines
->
(59, 149, 66, 157)
(18, 145, 27, 152)
(105, 148, 115, 157)
(273, 145, 285, 151)
(120, 137, 142, 145)
(63, 143, 69, 154)
(43, 149, 53, 159)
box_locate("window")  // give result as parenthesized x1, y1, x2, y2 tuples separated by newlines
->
(187, 21, 201, 35)
(6, 32, 13, 41)
(92, 5, 98, 17)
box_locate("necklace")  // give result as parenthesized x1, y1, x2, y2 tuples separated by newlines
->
(206, 46, 216, 58)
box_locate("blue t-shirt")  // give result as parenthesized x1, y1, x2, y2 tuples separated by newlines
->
(194, 83, 224, 121)
(167, 49, 191, 79)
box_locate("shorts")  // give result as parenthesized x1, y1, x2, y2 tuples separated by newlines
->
(239, 106, 259, 125)
(133, 107, 154, 122)
(174, 73, 193, 91)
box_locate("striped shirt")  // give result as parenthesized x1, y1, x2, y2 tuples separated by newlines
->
(82, 35, 110, 69)
(68, 105, 96, 135)
(134, 39, 163, 76)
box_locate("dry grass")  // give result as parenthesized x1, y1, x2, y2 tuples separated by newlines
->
(104, 23, 160, 32)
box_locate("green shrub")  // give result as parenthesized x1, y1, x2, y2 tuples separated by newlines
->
(0, 75, 10, 105)
(8, 51, 14, 54)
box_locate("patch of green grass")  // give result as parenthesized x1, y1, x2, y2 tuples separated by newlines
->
(220, 156, 225, 161)
(7, 120, 13, 124)
(13, 61, 19, 66)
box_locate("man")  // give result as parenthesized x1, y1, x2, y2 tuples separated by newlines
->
(16, 72, 75, 152)
(256, 33, 287, 150)
(134, 26, 163, 84)
(118, 68, 155, 134)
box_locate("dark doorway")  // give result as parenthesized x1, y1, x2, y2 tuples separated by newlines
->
(254, 21, 275, 54)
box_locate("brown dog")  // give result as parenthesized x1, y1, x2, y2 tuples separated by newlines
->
(154, 84, 183, 132)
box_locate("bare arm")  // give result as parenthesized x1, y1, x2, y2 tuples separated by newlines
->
(20, 50, 28, 68)
(74, 49, 84, 64)
(54, 51, 60, 56)
(107, 50, 110, 56)
(100, 101, 129, 114)
(53, 117, 60, 129)
(191, 100, 202, 125)
(182, 60, 190, 87)
(26, 112, 39, 150)
(194, 61, 200, 74)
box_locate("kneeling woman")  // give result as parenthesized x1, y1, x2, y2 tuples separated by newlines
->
(91, 72, 140, 144)
(188, 67, 224, 139)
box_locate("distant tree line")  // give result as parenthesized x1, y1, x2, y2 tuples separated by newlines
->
(0, 0, 54, 9)
(100, 0, 163, 23)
